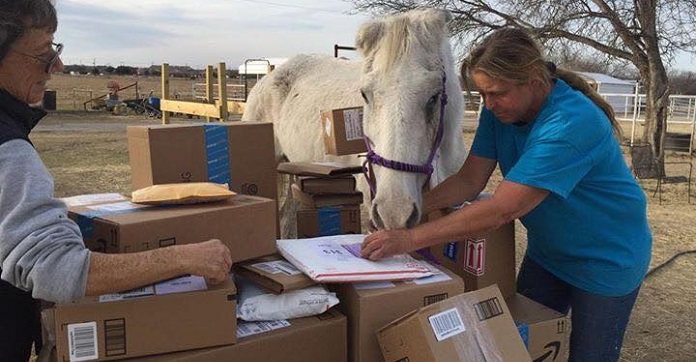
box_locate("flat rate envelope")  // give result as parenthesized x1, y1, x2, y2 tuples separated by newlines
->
(276, 234, 433, 283)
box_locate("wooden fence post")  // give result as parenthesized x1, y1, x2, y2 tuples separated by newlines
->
(161, 63, 170, 124)
(217, 62, 228, 122)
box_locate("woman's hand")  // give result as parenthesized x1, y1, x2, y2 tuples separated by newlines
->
(361, 229, 415, 261)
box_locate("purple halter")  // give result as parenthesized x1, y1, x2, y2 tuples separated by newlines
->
(362, 73, 449, 199)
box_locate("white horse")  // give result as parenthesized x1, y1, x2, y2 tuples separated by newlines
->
(242, 8, 467, 234)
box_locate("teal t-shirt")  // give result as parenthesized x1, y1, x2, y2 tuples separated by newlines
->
(471, 79, 652, 297)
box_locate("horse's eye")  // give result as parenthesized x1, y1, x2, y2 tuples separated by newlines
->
(426, 93, 440, 116)
(361, 90, 369, 104)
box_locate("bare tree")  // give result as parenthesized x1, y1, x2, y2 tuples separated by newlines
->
(347, 0, 696, 157)
(669, 71, 696, 95)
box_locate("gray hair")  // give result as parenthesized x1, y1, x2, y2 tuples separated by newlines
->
(0, 0, 57, 63)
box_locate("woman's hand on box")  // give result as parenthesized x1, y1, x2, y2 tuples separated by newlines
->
(361, 229, 415, 261)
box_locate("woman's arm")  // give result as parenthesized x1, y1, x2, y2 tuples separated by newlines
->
(423, 154, 497, 214)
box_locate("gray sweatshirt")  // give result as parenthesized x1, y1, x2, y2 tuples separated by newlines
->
(0, 139, 90, 303)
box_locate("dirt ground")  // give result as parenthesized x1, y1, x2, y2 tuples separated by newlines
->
(28, 110, 696, 362)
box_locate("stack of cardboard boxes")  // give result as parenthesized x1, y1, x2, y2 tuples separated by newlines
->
(278, 162, 364, 238)
(43, 122, 348, 361)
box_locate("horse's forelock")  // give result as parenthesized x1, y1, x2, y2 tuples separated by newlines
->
(360, 10, 449, 76)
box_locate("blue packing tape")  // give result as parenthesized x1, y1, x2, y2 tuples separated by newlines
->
(75, 204, 146, 238)
(203, 125, 231, 185)
(515, 321, 530, 348)
(317, 207, 342, 236)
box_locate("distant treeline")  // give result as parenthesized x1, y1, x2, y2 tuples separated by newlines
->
(61, 64, 240, 79)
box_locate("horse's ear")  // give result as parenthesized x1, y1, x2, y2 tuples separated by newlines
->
(421, 8, 452, 27)
(356, 19, 385, 57)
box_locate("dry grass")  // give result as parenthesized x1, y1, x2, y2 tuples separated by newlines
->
(47, 73, 204, 111)
(28, 74, 696, 361)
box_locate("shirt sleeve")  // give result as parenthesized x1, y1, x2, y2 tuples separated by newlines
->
(0, 140, 90, 303)
(470, 109, 497, 160)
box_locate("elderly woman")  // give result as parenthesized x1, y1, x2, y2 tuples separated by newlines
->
(0, 1, 233, 360)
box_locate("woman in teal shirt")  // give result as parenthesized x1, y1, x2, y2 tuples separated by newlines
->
(361, 28, 652, 361)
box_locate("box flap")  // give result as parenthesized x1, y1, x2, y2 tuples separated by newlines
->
(234, 254, 316, 294)
(277, 162, 363, 176)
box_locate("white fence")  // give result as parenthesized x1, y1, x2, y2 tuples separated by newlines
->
(462, 91, 696, 145)
(191, 82, 248, 102)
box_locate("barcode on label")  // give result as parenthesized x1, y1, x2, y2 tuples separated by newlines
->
(104, 319, 126, 356)
(474, 297, 503, 321)
(237, 320, 291, 338)
(428, 308, 466, 341)
(252, 262, 280, 274)
(423, 293, 448, 306)
(68, 322, 98, 361)
(274, 261, 301, 275)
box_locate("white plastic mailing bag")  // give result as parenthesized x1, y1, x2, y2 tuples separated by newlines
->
(276, 234, 433, 282)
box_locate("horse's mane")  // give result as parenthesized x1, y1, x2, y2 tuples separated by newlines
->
(356, 9, 451, 74)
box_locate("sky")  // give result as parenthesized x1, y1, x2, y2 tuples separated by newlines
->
(54, 0, 695, 73)
(54, 0, 371, 69)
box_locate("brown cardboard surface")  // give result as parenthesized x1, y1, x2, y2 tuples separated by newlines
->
(427, 209, 516, 298)
(119, 309, 347, 362)
(291, 183, 363, 208)
(233, 254, 316, 294)
(68, 195, 276, 262)
(321, 107, 368, 155)
(127, 122, 277, 201)
(296, 205, 362, 238)
(298, 175, 357, 194)
(277, 161, 363, 177)
(52, 278, 237, 361)
(332, 263, 465, 362)
(507, 293, 570, 362)
(376, 285, 531, 362)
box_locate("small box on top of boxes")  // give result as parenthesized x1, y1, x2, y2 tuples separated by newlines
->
(127, 121, 277, 201)
(321, 107, 368, 156)
(278, 162, 365, 238)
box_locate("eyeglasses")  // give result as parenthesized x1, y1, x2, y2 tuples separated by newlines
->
(12, 42, 64, 74)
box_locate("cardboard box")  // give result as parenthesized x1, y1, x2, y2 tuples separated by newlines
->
(376, 285, 531, 362)
(127, 122, 277, 201)
(291, 183, 363, 208)
(296, 205, 362, 238)
(50, 278, 237, 361)
(68, 195, 276, 262)
(507, 293, 570, 362)
(427, 209, 516, 298)
(332, 263, 465, 362)
(298, 175, 357, 194)
(120, 309, 348, 362)
(321, 107, 367, 155)
(233, 254, 316, 294)
(277, 161, 363, 177)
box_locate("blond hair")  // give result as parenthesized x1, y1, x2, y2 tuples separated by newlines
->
(461, 28, 622, 138)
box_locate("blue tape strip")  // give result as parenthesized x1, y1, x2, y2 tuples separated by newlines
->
(318, 207, 342, 236)
(75, 206, 144, 238)
(204, 125, 231, 185)
(515, 321, 530, 348)
(444, 242, 458, 260)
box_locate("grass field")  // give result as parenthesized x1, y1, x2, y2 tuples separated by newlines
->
(30, 74, 696, 361)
